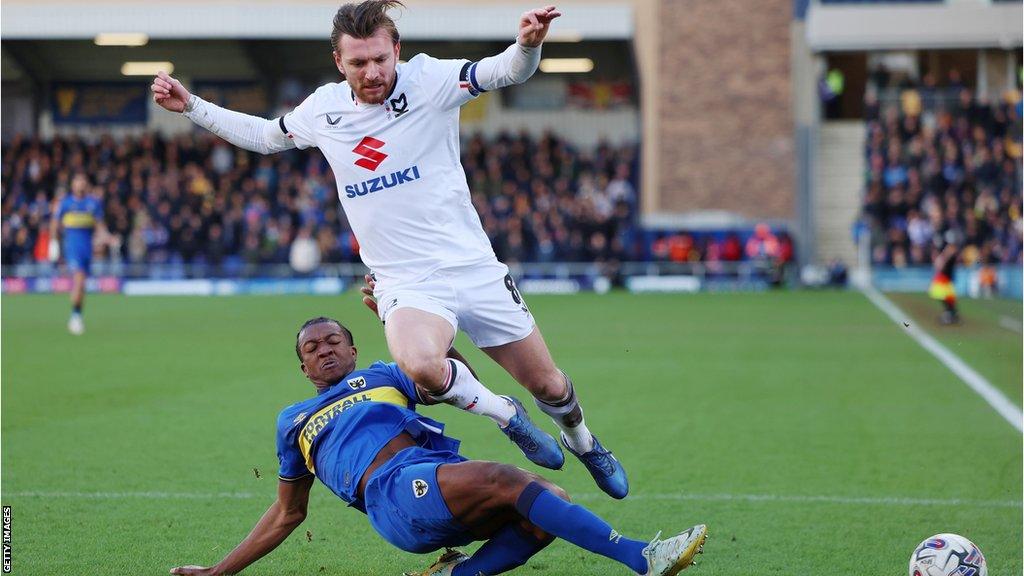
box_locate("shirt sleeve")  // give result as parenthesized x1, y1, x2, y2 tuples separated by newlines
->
(183, 96, 295, 155)
(55, 198, 68, 219)
(414, 54, 481, 111)
(92, 199, 104, 220)
(276, 412, 313, 482)
(469, 43, 541, 92)
(383, 362, 421, 405)
(279, 90, 319, 150)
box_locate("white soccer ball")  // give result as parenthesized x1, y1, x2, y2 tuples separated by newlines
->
(909, 533, 988, 576)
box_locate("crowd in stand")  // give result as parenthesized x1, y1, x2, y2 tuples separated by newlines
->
(462, 133, 639, 263)
(860, 70, 1023, 269)
(1, 131, 642, 269)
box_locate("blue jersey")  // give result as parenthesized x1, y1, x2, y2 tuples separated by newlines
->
(275, 361, 460, 508)
(56, 195, 103, 247)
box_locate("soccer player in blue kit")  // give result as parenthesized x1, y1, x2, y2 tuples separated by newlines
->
(169, 317, 707, 576)
(49, 172, 105, 335)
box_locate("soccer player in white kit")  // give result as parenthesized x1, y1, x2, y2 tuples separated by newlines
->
(152, 0, 628, 498)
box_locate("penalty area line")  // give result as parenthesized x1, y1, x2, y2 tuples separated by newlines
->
(860, 285, 1023, 433)
(5, 491, 1020, 509)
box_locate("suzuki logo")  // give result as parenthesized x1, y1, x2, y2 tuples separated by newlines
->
(353, 136, 387, 171)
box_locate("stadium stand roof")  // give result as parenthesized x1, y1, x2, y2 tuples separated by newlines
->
(806, 1, 1022, 51)
(1, 1, 632, 41)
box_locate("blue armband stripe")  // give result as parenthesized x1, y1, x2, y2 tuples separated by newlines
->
(469, 62, 487, 93)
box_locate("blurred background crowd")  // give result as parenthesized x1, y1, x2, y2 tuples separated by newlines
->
(858, 69, 1023, 269)
(1, 129, 796, 271)
(1, 131, 643, 268)
(7, 72, 1021, 276)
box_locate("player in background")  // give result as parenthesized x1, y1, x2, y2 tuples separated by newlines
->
(168, 317, 708, 576)
(152, 1, 630, 498)
(928, 210, 963, 325)
(49, 172, 105, 335)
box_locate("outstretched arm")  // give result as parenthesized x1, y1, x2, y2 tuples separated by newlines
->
(170, 476, 313, 576)
(151, 72, 295, 155)
(470, 6, 562, 91)
(516, 5, 562, 48)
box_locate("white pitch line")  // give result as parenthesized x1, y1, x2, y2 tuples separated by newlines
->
(3, 491, 257, 500)
(4, 490, 1020, 509)
(999, 316, 1022, 334)
(861, 286, 1024, 433)
(574, 492, 1022, 508)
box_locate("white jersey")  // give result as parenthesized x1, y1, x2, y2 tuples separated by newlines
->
(280, 54, 493, 284)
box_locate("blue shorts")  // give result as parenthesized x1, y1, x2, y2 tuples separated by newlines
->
(363, 446, 474, 554)
(64, 242, 91, 275)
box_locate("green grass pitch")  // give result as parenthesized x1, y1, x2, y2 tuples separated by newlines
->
(2, 290, 1020, 575)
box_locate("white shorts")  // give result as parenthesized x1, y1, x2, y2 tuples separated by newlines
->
(373, 261, 536, 348)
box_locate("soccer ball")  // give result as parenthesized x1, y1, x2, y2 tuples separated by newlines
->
(909, 533, 987, 576)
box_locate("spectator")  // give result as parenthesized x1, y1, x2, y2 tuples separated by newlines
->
(721, 233, 743, 262)
(745, 224, 780, 262)
(1, 131, 643, 268)
(860, 76, 1022, 269)
(3, 130, 797, 271)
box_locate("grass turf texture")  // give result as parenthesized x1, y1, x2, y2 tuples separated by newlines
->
(886, 292, 1023, 405)
(2, 291, 1020, 575)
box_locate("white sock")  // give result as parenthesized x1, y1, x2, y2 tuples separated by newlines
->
(559, 419, 594, 454)
(429, 359, 516, 426)
(536, 376, 595, 453)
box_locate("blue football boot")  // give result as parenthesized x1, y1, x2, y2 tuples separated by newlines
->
(499, 396, 565, 469)
(562, 433, 629, 499)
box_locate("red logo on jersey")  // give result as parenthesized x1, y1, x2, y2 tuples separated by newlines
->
(353, 136, 388, 171)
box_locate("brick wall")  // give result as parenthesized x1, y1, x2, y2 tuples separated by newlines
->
(657, 0, 794, 220)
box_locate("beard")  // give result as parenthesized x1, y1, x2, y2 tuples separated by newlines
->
(355, 77, 391, 105)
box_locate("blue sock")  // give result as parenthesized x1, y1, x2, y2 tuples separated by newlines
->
(515, 483, 648, 574)
(452, 524, 550, 576)
(73, 304, 82, 315)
